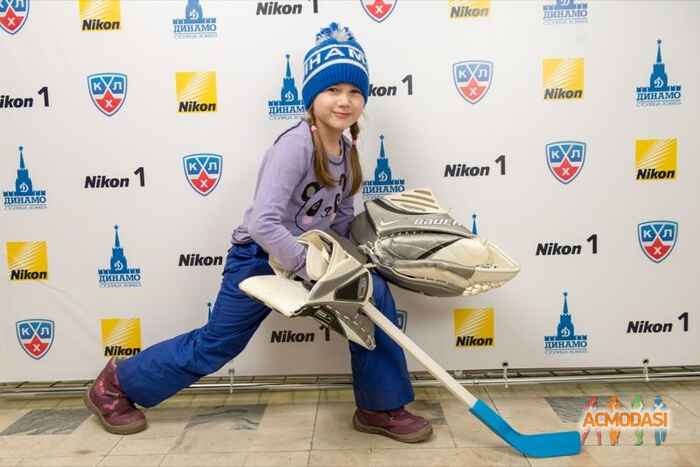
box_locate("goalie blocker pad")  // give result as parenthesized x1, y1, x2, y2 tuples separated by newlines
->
(350, 189, 520, 297)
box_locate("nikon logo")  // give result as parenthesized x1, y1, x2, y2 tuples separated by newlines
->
(455, 335, 493, 346)
(256, 1, 302, 15)
(82, 19, 120, 30)
(10, 269, 48, 280)
(544, 88, 583, 100)
(627, 320, 673, 334)
(178, 101, 216, 113)
(536, 242, 582, 256)
(0, 94, 34, 109)
(454, 308, 494, 348)
(444, 164, 490, 177)
(178, 254, 223, 267)
(84, 175, 129, 189)
(450, 5, 488, 17)
(636, 168, 675, 180)
(270, 330, 315, 343)
(104, 345, 141, 356)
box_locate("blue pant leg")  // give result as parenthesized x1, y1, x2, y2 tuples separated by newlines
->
(117, 244, 273, 407)
(349, 272, 414, 411)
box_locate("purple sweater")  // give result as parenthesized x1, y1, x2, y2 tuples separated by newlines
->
(231, 120, 354, 276)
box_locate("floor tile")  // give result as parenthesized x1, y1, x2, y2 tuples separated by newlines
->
(243, 450, 309, 466)
(109, 436, 178, 455)
(99, 454, 165, 466)
(308, 449, 371, 467)
(17, 456, 103, 466)
(0, 409, 90, 436)
(161, 452, 247, 466)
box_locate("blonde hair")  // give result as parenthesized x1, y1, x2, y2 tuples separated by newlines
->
(306, 110, 363, 196)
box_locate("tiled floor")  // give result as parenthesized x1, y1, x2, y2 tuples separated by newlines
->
(0, 381, 698, 466)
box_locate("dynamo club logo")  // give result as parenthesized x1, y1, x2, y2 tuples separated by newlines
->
(0, 0, 29, 34)
(98, 225, 142, 287)
(269, 54, 305, 120)
(543, 0, 587, 25)
(638, 221, 677, 263)
(183, 153, 222, 196)
(453, 61, 492, 104)
(546, 141, 585, 184)
(3, 145, 47, 210)
(361, 0, 397, 22)
(362, 135, 405, 200)
(172, 0, 217, 39)
(87, 73, 127, 116)
(16, 319, 54, 360)
(636, 40, 682, 107)
(544, 291, 587, 354)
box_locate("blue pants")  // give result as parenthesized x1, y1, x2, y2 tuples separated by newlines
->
(118, 242, 414, 410)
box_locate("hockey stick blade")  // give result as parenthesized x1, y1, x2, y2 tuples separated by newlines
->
(470, 400, 581, 458)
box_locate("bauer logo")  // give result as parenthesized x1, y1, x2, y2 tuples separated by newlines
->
(361, 0, 397, 23)
(546, 141, 585, 184)
(637, 40, 681, 106)
(453, 61, 492, 104)
(544, 292, 588, 354)
(87, 73, 127, 116)
(638, 221, 677, 263)
(183, 153, 222, 196)
(454, 308, 494, 347)
(101, 318, 141, 357)
(268, 54, 305, 120)
(543, 0, 588, 25)
(449, 0, 489, 19)
(6, 241, 48, 281)
(0, 0, 29, 34)
(16, 319, 54, 359)
(176, 71, 217, 113)
(543, 58, 583, 100)
(98, 225, 142, 287)
(362, 135, 405, 200)
(172, 0, 217, 39)
(3, 146, 47, 210)
(635, 139, 677, 181)
(79, 0, 121, 31)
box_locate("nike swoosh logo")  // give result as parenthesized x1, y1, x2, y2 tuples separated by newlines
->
(379, 220, 399, 227)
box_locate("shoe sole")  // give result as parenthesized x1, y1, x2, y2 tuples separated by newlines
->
(83, 385, 148, 435)
(353, 413, 433, 443)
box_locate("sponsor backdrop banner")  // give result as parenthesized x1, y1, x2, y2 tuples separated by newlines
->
(1, 0, 698, 381)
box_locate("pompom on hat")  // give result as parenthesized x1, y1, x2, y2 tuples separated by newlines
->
(301, 22, 370, 110)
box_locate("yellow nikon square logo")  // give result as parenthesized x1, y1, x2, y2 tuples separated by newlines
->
(101, 318, 141, 357)
(635, 138, 677, 181)
(449, 0, 490, 19)
(543, 58, 584, 100)
(6, 241, 48, 281)
(176, 72, 218, 113)
(453, 308, 494, 347)
(80, 0, 121, 31)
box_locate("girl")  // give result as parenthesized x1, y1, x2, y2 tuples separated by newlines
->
(84, 22, 433, 444)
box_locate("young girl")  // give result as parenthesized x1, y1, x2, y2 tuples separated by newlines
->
(84, 22, 433, 444)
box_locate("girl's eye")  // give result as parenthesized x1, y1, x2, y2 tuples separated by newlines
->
(327, 87, 338, 93)
(350, 89, 361, 94)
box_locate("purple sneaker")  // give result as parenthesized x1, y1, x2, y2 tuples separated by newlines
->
(83, 358, 147, 435)
(353, 407, 433, 443)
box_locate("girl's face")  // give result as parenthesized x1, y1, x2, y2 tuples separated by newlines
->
(312, 83, 365, 132)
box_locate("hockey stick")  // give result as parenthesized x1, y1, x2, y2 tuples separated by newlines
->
(362, 302, 581, 458)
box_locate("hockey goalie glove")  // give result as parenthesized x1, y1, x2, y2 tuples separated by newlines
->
(350, 188, 520, 297)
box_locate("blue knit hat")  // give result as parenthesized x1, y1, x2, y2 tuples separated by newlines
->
(302, 22, 370, 110)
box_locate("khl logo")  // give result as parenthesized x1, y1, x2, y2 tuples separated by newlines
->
(543, 0, 587, 25)
(453, 61, 492, 104)
(0, 0, 29, 34)
(87, 73, 127, 116)
(544, 291, 588, 354)
(16, 319, 54, 359)
(361, 0, 397, 23)
(98, 225, 142, 287)
(3, 146, 47, 210)
(546, 141, 585, 184)
(268, 54, 305, 120)
(173, 0, 217, 39)
(638, 221, 677, 263)
(362, 135, 405, 200)
(183, 154, 222, 196)
(636, 40, 681, 107)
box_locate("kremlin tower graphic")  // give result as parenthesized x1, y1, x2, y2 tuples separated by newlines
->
(3, 146, 47, 209)
(636, 40, 682, 106)
(268, 54, 305, 119)
(98, 225, 142, 287)
(362, 135, 405, 200)
(544, 292, 588, 353)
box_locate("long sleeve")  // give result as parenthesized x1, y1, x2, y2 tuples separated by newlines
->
(331, 191, 356, 239)
(248, 136, 309, 275)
